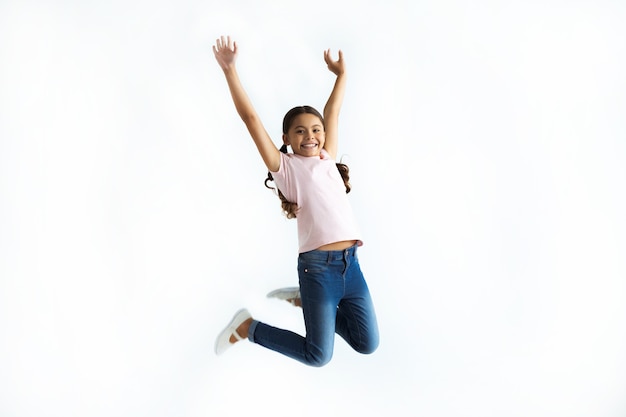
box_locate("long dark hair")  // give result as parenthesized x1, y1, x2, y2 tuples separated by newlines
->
(264, 106, 351, 219)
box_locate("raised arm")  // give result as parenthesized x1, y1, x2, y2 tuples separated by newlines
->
(322, 49, 347, 160)
(213, 36, 280, 172)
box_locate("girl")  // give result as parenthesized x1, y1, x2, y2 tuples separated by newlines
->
(212, 36, 379, 367)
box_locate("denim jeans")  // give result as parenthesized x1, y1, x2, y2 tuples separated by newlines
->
(248, 244, 379, 367)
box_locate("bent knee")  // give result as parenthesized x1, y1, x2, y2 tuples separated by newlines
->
(306, 354, 332, 367)
(355, 336, 379, 355)
(305, 349, 333, 367)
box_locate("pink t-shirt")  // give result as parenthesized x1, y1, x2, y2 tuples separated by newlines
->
(270, 149, 362, 253)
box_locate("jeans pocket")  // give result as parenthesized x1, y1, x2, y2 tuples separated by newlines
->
(298, 257, 327, 275)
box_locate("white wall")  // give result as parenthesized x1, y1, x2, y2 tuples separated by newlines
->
(1, 1, 625, 416)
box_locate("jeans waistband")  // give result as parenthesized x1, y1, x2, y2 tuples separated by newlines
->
(299, 243, 358, 262)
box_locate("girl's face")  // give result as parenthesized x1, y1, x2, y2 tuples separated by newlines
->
(283, 113, 325, 157)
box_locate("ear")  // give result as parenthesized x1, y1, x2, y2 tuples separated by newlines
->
(282, 134, 290, 146)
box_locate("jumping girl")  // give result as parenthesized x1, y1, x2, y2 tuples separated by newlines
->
(212, 36, 379, 367)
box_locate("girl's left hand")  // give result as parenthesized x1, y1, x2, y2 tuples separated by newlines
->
(324, 49, 345, 76)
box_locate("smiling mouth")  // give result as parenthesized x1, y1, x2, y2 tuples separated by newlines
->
(301, 143, 318, 149)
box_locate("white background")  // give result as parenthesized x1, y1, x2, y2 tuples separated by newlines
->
(1, 0, 625, 416)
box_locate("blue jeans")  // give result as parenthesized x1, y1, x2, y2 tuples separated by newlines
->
(248, 244, 379, 367)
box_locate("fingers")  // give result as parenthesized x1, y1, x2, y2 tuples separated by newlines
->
(215, 35, 227, 50)
(323, 48, 344, 63)
(214, 35, 235, 52)
(324, 48, 334, 63)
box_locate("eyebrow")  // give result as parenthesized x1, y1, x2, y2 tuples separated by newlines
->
(294, 124, 323, 129)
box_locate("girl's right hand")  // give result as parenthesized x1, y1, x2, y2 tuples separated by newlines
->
(212, 35, 238, 71)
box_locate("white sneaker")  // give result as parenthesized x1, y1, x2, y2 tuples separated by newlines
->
(267, 287, 300, 306)
(214, 308, 252, 355)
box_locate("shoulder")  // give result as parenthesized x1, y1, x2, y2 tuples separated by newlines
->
(320, 149, 335, 161)
(270, 151, 293, 174)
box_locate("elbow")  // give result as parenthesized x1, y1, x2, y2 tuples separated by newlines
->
(323, 111, 340, 123)
(239, 111, 258, 125)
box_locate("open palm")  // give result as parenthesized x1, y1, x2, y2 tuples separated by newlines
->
(213, 36, 237, 70)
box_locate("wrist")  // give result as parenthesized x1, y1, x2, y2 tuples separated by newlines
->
(222, 64, 238, 75)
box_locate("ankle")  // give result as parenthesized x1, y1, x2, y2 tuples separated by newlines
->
(238, 318, 253, 338)
(229, 317, 253, 344)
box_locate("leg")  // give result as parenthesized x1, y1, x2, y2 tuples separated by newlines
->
(251, 295, 337, 367)
(250, 251, 343, 367)
(335, 255, 379, 354)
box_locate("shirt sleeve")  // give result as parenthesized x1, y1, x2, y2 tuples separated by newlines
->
(270, 152, 296, 203)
